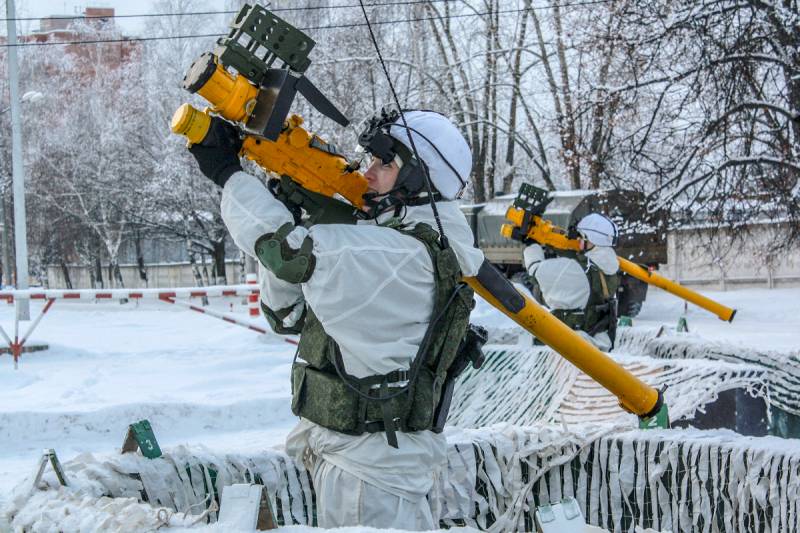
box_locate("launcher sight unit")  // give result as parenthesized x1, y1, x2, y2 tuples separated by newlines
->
(180, 3, 348, 141)
(172, 4, 367, 223)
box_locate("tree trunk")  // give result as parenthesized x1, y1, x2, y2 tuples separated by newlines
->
(588, 23, 615, 190)
(60, 261, 73, 290)
(212, 240, 227, 285)
(200, 252, 211, 287)
(109, 259, 127, 303)
(94, 255, 104, 289)
(503, 0, 531, 193)
(480, 0, 494, 199)
(112, 261, 125, 288)
(425, 2, 483, 201)
(551, 1, 581, 189)
(2, 192, 14, 286)
(487, 0, 500, 198)
(134, 231, 148, 287)
(187, 247, 209, 306)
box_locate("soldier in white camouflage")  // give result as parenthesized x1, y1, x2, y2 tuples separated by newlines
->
(523, 213, 620, 351)
(187, 110, 484, 529)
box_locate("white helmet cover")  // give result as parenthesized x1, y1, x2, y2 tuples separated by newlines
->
(386, 111, 472, 200)
(576, 213, 619, 247)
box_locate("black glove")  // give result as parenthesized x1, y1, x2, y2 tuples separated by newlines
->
(188, 117, 243, 187)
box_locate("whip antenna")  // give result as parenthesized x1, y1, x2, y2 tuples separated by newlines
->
(357, 1, 449, 248)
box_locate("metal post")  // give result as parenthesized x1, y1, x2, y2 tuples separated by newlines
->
(0, 190, 12, 288)
(6, 0, 30, 320)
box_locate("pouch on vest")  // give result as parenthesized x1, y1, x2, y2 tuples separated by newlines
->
(432, 323, 487, 432)
(291, 363, 362, 433)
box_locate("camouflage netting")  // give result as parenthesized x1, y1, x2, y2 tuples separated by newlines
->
(3, 446, 314, 531)
(616, 327, 800, 417)
(441, 426, 800, 532)
(449, 345, 768, 428)
(6, 427, 799, 532)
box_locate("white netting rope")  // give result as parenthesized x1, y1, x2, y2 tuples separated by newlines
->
(616, 327, 800, 415)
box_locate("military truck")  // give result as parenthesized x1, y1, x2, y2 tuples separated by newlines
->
(462, 189, 668, 317)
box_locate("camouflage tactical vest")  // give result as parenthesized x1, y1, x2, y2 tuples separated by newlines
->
(289, 222, 475, 446)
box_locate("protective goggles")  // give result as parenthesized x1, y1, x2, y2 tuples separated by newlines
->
(357, 109, 408, 164)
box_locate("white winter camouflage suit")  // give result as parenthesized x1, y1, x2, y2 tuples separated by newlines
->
(523, 242, 619, 350)
(220, 116, 483, 529)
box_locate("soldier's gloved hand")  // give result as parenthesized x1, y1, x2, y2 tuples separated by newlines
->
(188, 117, 243, 187)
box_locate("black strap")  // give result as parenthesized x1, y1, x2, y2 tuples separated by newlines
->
(587, 315, 611, 336)
(380, 380, 399, 448)
(356, 369, 410, 386)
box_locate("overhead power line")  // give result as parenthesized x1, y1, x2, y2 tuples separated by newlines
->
(0, 1, 612, 49)
(0, 0, 451, 23)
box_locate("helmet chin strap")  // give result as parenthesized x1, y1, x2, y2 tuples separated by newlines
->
(360, 155, 433, 220)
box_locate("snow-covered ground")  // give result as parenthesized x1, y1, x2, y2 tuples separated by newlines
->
(0, 298, 298, 500)
(1, 285, 798, 528)
(633, 285, 800, 351)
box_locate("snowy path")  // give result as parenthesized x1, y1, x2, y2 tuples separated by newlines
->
(633, 285, 800, 351)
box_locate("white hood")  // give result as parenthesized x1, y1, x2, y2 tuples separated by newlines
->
(585, 246, 620, 275)
(372, 200, 484, 277)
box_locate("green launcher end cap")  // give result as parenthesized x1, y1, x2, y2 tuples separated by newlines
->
(639, 402, 670, 430)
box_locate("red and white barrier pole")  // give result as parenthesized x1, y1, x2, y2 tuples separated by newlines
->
(246, 273, 260, 317)
(0, 285, 259, 303)
(158, 295, 298, 345)
(0, 284, 298, 367)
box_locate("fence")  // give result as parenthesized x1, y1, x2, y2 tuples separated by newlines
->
(43, 260, 246, 290)
(0, 285, 296, 367)
(665, 223, 800, 289)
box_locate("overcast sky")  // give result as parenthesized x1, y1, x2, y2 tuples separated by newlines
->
(4, 0, 166, 36)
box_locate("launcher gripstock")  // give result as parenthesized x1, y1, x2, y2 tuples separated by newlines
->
(171, 5, 668, 428)
(501, 184, 737, 323)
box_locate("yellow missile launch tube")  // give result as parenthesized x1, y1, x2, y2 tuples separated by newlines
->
(464, 270, 662, 417)
(502, 205, 736, 322)
(618, 258, 735, 322)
